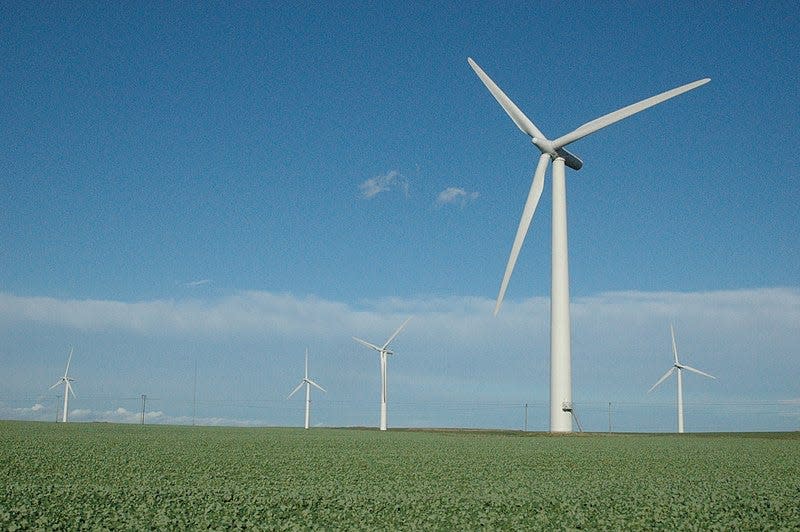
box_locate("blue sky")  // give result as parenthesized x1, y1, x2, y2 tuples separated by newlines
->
(2, 2, 798, 431)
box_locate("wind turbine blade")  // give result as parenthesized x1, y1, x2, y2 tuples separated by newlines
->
(66, 381, 76, 398)
(287, 382, 304, 399)
(648, 367, 675, 393)
(382, 317, 412, 350)
(670, 324, 680, 365)
(305, 349, 309, 379)
(352, 337, 382, 352)
(494, 153, 550, 315)
(552, 78, 710, 149)
(467, 57, 547, 141)
(307, 379, 326, 393)
(49, 380, 62, 390)
(64, 347, 74, 377)
(681, 365, 716, 379)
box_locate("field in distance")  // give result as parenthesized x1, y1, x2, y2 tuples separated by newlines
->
(1, 421, 798, 529)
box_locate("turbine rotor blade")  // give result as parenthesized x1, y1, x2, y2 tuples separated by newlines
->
(49, 380, 62, 390)
(382, 317, 412, 350)
(494, 153, 550, 315)
(66, 381, 76, 398)
(307, 379, 326, 393)
(681, 365, 716, 379)
(670, 324, 680, 365)
(552, 78, 710, 149)
(287, 381, 304, 399)
(467, 57, 548, 141)
(648, 367, 675, 393)
(352, 337, 382, 352)
(64, 347, 74, 377)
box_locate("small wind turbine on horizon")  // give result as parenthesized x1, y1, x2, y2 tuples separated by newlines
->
(287, 349, 326, 429)
(50, 347, 76, 423)
(353, 317, 412, 431)
(467, 57, 709, 432)
(648, 324, 716, 433)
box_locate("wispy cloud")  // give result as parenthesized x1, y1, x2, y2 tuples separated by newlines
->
(183, 279, 211, 288)
(359, 170, 409, 199)
(13, 403, 45, 414)
(436, 187, 479, 207)
(0, 291, 357, 338)
(85, 407, 264, 426)
(2, 287, 799, 430)
(1, 288, 797, 351)
(0, 403, 265, 426)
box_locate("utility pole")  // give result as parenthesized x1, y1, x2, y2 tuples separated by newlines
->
(141, 394, 147, 425)
(524, 403, 528, 432)
(192, 359, 197, 426)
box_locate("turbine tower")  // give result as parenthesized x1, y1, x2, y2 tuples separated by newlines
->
(50, 347, 76, 423)
(468, 57, 709, 432)
(287, 349, 326, 429)
(353, 317, 412, 431)
(648, 324, 716, 433)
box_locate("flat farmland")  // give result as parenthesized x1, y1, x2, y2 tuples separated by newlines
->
(1, 421, 798, 529)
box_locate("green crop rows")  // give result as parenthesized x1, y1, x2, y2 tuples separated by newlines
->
(1, 421, 798, 530)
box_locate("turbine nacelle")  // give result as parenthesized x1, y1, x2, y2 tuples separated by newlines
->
(301, 377, 326, 393)
(554, 147, 583, 171)
(530, 139, 583, 170)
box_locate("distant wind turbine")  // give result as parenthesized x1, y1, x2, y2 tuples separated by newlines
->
(50, 347, 76, 423)
(468, 57, 709, 432)
(648, 324, 716, 433)
(353, 317, 412, 431)
(287, 349, 326, 429)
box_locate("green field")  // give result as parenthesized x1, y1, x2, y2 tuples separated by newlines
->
(1, 421, 798, 529)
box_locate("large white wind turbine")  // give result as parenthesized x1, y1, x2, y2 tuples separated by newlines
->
(353, 317, 412, 431)
(648, 324, 716, 433)
(468, 57, 709, 432)
(287, 349, 326, 429)
(50, 347, 76, 423)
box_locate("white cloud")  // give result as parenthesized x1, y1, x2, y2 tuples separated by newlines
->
(0, 288, 797, 346)
(78, 407, 263, 426)
(1, 287, 798, 430)
(0, 404, 266, 427)
(183, 279, 211, 287)
(358, 170, 409, 199)
(70, 408, 92, 419)
(436, 187, 479, 206)
(0, 291, 382, 338)
(8, 403, 47, 415)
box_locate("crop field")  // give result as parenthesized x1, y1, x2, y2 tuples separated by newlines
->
(1, 421, 798, 529)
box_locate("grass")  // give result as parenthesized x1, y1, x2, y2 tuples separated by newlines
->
(1, 420, 798, 529)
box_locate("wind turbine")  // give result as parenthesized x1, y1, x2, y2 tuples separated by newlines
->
(50, 347, 76, 423)
(648, 324, 716, 433)
(287, 349, 326, 429)
(353, 317, 412, 431)
(468, 57, 709, 432)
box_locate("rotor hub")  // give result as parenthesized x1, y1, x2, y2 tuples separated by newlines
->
(532, 137, 555, 155)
